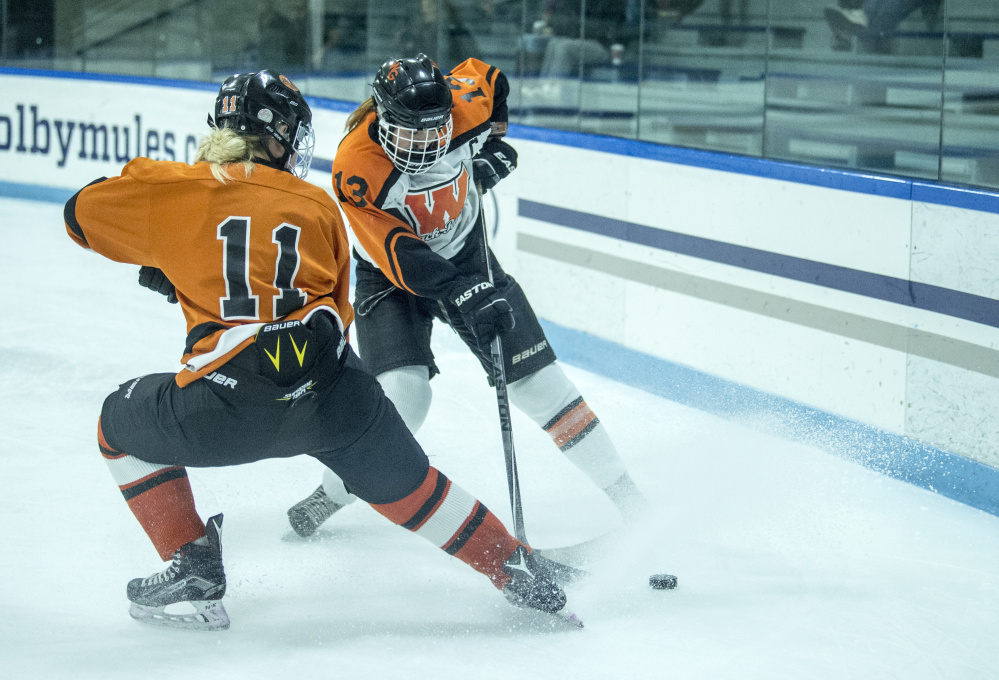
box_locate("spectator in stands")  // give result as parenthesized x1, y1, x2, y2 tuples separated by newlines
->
(703, 0, 749, 47)
(3, 0, 54, 59)
(393, 0, 481, 73)
(259, 0, 310, 71)
(653, 0, 707, 26)
(259, 0, 292, 70)
(720, 0, 749, 30)
(825, 0, 941, 52)
(533, 0, 631, 79)
(316, 9, 367, 74)
(284, 0, 311, 69)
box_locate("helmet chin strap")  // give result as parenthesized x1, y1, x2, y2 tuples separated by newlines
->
(253, 141, 291, 173)
(254, 153, 289, 172)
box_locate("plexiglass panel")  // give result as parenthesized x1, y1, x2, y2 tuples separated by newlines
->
(764, 0, 946, 180)
(2, 0, 998, 190)
(638, 0, 766, 155)
(940, 0, 999, 189)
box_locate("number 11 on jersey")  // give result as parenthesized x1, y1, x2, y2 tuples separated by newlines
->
(217, 216, 307, 321)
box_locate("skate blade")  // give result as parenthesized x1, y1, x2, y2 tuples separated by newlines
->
(128, 600, 230, 631)
(534, 554, 589, 586)
(557, 608, 584, 628)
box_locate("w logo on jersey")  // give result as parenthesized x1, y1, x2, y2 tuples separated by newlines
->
(403, 166, 470, 242)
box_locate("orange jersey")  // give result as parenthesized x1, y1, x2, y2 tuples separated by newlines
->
(332, 58, 509, 300)
(65, 157, 353, 386)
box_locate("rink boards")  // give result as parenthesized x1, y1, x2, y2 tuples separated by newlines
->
(498, 131, 999, 513)
(1, 67, 996, 515)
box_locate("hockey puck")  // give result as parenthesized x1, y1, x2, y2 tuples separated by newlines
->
(649, 573, 678, 590)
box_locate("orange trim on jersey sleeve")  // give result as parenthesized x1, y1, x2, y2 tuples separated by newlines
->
(338, 186, 424, 295)
(447, 59, 499, 138)
(65, 223, 90, 250)
(333, 115, 426, 295)
(385, 229, 425, 295)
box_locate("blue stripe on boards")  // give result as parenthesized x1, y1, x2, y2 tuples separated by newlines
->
(307, 98, 361, 114)
(519, 199, 999, 329)
(311, 156, 334, 173)
(0, 182, 75, 204)
(541, 319, 999, 518)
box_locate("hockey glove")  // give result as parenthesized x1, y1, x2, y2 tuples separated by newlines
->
(472, 138, 518, 194)
(450, 276, 515, 347)
(138, 265, 178, 304)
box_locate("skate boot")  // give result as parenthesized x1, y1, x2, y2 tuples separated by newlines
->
(501, 545, 582, 627)
(287, 484, 344, 537)
(126, 514, 229, 631)
(533, 553, 589, 585)
(604, 473, 650, 524)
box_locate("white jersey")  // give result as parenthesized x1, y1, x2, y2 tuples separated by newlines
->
(356, 129, 488, 263)
(332, 58, 508, 300)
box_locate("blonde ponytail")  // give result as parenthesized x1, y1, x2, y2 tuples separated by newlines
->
(345, 97, 377, 133)
(194, 127, 260, 183)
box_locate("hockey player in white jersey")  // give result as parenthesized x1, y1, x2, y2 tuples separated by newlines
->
(285, 54, 648, 539)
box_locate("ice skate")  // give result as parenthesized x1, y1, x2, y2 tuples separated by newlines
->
(126, 514, 229, 631)
(287, 484, 345, 537)
(502, 545, 582, 627)
(604, 472, 650, 524)
(534, 553, 589, 585)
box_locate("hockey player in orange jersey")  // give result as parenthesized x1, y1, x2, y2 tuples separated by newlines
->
(282, 55, 648, 538)
(66, 69, 577, 631)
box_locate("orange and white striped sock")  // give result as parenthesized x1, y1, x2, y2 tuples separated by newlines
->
(370, 467, 522, 589)
(542, 395, 648, 517)
(508, 363, 627, 489)
(98, 418, 205, 560)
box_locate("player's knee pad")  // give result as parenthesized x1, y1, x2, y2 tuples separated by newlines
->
(507, 362, 579, 426)
(377, 365, 432, 433)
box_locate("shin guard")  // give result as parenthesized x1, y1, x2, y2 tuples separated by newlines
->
(508, 363, 627, 489)
(370, 467, 522, 588)
(99, 418, 205, 560)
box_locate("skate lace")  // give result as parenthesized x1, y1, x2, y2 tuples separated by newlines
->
(298, 488, 337, 523)
(143, 552, 183, 586)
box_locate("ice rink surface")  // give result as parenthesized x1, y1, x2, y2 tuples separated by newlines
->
(2, 196, 998, 679)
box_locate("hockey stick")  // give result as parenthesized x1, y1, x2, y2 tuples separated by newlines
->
(475, 189, 617, 576)
(533, 530, 619, 566)
(477, 185, 528, 545)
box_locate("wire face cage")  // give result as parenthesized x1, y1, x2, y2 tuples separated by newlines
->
(377, 116, 453, 174)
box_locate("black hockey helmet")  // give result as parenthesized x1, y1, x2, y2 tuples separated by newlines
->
(372, 54, 452, 129)
(211, 70, 315, 178)
(371, 54, 453, 174)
